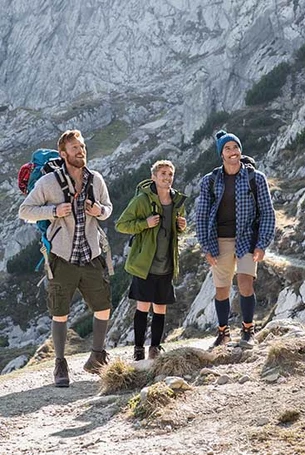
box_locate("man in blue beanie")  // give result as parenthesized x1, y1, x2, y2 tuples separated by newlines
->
(196, 130, 275, 348)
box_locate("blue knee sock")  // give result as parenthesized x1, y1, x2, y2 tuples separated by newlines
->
(215, 298, 230, 327)
(240, 294, 256, 324)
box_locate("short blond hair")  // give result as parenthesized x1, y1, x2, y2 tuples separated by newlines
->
(151, 160, 175, 175)
(57, 129, 84, 152)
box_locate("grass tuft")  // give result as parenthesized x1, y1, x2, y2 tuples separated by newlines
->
(263, 339, 305, 375)
(151, 347, 213, 377)
(100, 358, 148, 393)
(278, 408, 301, 424)
(128, 382, 175, 419)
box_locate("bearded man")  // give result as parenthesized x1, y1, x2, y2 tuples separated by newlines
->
(19, 129, 112, 387)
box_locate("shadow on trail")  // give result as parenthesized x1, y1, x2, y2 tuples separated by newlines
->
(0, 379, 100, 417)
(50, 393, 125, 439)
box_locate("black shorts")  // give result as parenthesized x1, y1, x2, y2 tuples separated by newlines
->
(128, 273, 176, 305)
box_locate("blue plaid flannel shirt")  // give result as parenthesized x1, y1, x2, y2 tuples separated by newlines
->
(196, 164, 275, 258)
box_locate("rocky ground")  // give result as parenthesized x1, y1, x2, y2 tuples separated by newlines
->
(1, 320, 305, 455)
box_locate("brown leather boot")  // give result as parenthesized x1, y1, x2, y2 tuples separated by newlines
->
(54, 358, 69, 387)
(83, 350, 109, 375)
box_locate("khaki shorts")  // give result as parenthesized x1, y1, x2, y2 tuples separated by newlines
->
(212, 238, 257, 288)
(47, 253, 111, 317)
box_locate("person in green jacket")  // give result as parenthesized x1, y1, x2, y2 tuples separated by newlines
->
(115, 160, 187, 361)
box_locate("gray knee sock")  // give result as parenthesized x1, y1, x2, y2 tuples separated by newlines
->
(92, 317, 109, 352)
(52, 320, 67, 359)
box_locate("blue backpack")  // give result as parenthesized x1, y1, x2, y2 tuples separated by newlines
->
(18, 149, 72, 275)
(18, 149, 110, 278)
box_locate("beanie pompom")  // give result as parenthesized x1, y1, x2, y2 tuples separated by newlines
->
(215, 130, 227, 140)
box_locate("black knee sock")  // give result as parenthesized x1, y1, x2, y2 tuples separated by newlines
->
(92, 317, 109, 352)
(52, 320, 67, 359)
(215, 298, 230, 327)
(151, 313, 165, 347)
(134, 309, 148, 347)
(240, 294, 256, 324)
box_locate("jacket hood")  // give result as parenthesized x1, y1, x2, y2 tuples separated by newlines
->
(136, 179, 187, 202)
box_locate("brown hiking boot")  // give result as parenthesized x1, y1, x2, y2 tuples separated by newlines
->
(83, 350, 109, 375)
(148, 345, 163, 360)
(54, 358, 69, 388)
(209, 325, 231, 350)
(133, 346, 145, 361)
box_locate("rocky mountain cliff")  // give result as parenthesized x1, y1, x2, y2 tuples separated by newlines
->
(1, 0, 305, 371)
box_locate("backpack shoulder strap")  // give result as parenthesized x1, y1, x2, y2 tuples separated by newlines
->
(85, 172, 95, 204)
(247, 167, 257, 208)
(209, 167, 221, 202)
(53, 169, 72, 203)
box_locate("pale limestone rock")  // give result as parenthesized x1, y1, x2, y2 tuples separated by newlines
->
(1, 354, 28, 374)
(164, 376, 192, 390)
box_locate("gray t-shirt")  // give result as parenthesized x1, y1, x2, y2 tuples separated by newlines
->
(150, 203, 173, 275)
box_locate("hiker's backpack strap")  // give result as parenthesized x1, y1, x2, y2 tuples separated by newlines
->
(151, 200, 158, 215)
(53, 169, 72, 203)
(209, 167, 221, 203)
(174, 194, 187, 215)
(247, 167, 258, 215)
(98, 225, 114, 276)
(86, 173, 95, 204)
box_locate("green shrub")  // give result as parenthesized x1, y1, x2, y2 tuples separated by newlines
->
(245, 62, 290, 106)
(288, 129, 305, 151)
(7, 239, 41, 275)
(294, 43, 305, 70)
(88, 120, 131, 158)
(72, 314, 93, 338)
(109, 158, 164, 219)
(0, 336, 8, 348)
(192, 111, 230, 145)
(184, 146, 221, 181)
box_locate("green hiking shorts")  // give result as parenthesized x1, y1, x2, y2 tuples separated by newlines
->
(47, 253, 111, 317)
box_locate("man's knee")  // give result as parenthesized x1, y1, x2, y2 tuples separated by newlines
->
(215, 287, 230, 300)
(237, 274, 254, 296)
(94, 309, 111, 320)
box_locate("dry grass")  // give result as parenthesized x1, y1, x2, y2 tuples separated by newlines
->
(128, 381, 175, 419)
(100, 358, 148, 393)
(151, 347, 214, 377)
(262, 338, 305, 375)
(278, 408, 301, 424)
(250, 422, 305, 449)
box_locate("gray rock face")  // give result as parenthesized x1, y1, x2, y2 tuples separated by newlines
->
(1, 0, 305, 356)
(1, 0, 305, 146)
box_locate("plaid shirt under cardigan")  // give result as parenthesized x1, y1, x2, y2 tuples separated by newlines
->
(196, 164, 275, 258)
(70, 168, 92, 265)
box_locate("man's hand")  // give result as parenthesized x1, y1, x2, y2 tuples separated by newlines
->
(55, 202, 72, 217)
(85, 200, 104, 217)
(177, 216, 187, 231)
(253, 248, 265, 262)
(147, 214, 160, 228)
(205, 252, 217, 267)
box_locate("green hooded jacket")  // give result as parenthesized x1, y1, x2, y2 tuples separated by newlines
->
(115, 179, 187, 280)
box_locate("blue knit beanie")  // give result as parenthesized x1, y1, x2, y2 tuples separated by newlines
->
(215, 130, 242, 155)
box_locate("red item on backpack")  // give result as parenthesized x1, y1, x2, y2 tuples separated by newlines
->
(18, 162, 34, 195)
